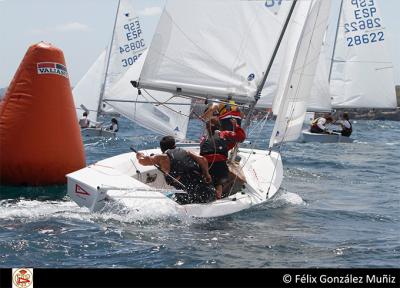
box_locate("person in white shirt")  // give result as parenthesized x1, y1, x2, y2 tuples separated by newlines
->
(108, 118, 119, 132)
(310, 115, 333, 134)
(79, 112, 90, 128)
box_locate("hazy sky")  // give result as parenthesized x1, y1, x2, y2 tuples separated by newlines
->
(0, 0, 399, 87)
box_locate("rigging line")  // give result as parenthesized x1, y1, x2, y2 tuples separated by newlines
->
(231, 0, 298, 162)
(230, 115, 269, 201)
(248, 113, 269, 138)
(328, 0, 343, 83)
(191, 109, 207, 124)
(144, 92, 182, 107)
(240, 114, 270, 169)
(104, 99, 192, 105)
(141, 88, 192, 118)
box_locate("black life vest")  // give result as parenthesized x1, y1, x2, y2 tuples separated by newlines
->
(200, 134, 229, 158)
(165, 148, 202, 186)
(341, 121, 352, 136)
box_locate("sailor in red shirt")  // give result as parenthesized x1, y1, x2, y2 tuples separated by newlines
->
(200, 117, 246, 199)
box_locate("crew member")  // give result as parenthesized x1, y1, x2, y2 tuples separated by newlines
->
(200, 118, 246, 199)
(136, 136, 215, 204)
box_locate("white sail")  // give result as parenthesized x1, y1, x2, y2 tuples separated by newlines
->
(258, 1, 327, 113)
(106, 50, 191, 140)
(270, 0, 332, 146)
(139, 0, 294, 102)
(102, 0, 147, 99)
(73, 0, 147, 122)
(73, 49, 107, 123)
(257, 26, 292, 108)
(307, 46, 332, 112)
(269, 0, 313, 114)
(330, 0, 396, 108)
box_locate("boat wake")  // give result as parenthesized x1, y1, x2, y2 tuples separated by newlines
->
(0, 198, 189, 225)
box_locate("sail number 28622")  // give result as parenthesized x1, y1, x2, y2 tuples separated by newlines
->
(345, 0, 384, 47)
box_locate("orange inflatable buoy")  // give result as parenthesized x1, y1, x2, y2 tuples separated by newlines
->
(0, 42, 86, 186)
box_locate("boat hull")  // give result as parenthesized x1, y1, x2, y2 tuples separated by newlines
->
(301, 130, 353, 143)
(67, 147, 283, 218)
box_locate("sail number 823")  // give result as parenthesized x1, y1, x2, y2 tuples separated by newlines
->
(347, 31, 384, 46)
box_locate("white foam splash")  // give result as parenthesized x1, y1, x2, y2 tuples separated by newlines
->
(0, 199, 91, 221)
(274, 191, 305, 206)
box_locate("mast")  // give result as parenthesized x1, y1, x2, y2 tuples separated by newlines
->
(229, 0, 297, 161)
(328, 0, 343, 83)
(97, 0, 121, 121)
(241, 0, 298, 132)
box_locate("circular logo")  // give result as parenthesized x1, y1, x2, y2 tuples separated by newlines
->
(13, 268, 33, 288)
(247, 73, 255, 81)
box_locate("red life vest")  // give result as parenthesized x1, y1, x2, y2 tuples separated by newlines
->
(200, 134, 229, 163)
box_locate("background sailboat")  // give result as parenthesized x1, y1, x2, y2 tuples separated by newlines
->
(73, 0, 147, 136)
(302, 0, 397, 142)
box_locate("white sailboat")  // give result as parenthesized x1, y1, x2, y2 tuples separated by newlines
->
(73, 0, 147, 137)
(66, 0, 330, 218)
(301, 0, 397, 143)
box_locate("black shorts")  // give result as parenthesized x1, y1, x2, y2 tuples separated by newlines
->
(209, 161, 229, 186)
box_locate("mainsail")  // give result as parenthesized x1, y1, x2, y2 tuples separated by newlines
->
(138, 0, 295, 102)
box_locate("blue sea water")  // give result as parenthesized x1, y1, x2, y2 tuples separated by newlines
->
(0, 116, 399, 268)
